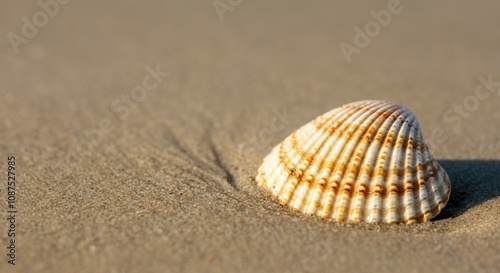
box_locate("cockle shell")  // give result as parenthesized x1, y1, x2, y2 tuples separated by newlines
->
(256, 100, 451, 224)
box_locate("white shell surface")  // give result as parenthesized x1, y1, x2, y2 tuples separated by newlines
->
(256, 100, 451, 224)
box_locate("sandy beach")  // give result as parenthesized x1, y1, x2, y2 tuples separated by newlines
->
(1, 0, 499, 272)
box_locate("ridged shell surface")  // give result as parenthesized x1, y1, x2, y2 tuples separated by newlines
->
(256, 100, 451, 224)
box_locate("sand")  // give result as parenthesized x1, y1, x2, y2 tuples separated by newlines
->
(1, 0, 499, 272)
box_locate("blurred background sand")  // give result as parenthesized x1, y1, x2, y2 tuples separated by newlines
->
(0, 0, 499, 272)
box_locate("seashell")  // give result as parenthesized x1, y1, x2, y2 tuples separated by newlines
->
(256, 100, 451, 224)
